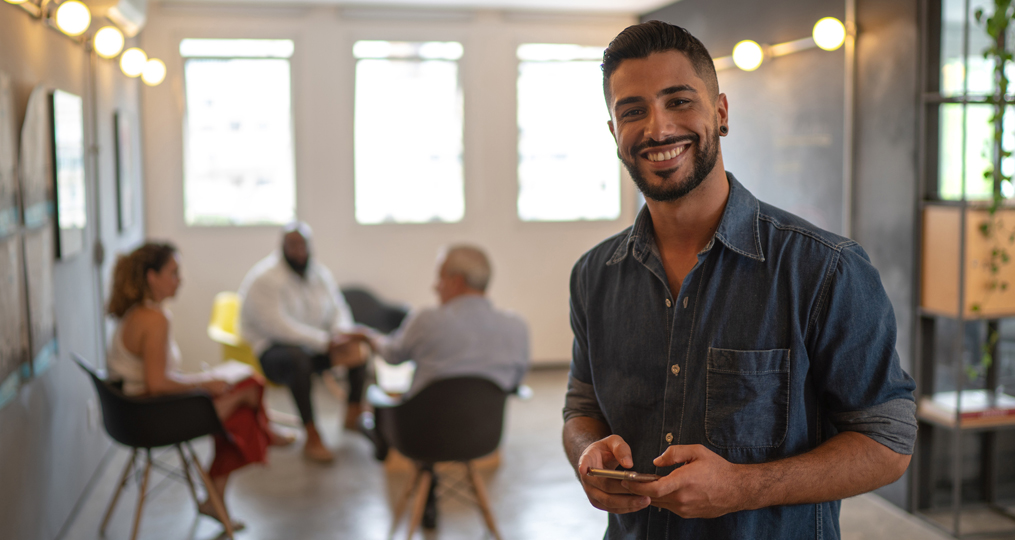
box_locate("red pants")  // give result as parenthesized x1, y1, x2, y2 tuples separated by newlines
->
(208, 377, 271, 478)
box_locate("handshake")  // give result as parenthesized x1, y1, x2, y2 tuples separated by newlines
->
(327, 326, 379, 368)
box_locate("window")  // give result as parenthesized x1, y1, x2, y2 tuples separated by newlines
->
(353, 41, 464, 224)
(934, 0, 1015, 201)
(180, 39, 296, 226)
(516, 44, 619, 222)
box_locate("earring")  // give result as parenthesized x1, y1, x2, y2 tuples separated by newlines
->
(719, 125, 729, 135)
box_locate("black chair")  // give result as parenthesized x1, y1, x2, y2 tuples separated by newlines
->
(341, 286, 409, 333)
(372, 377, 508, 540)
(72, 354, 236, 540)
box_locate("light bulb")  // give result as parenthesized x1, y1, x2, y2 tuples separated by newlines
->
(55, 1, 91, 37)
(120, 48, 147, 78)
(813, 17, 847, 51)
(94, 26, 125, 59)
(732, 40, 764, 71)
(142, 59, 166, 86)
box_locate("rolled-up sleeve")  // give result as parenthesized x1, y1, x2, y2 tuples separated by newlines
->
(831, 399, 918, 454)
(810, 244, 917, 454)
(564, 375, 606, 424)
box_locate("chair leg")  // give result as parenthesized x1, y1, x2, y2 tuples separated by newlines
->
(405, 469, 433, 540)
(466, 461, 502, 540)
(185, 442, 235, 540)
(389, 467, 423, 540)
(175, 444, 201, 509)
(129, 450, 153, 540)
(100, 448, 137, 536)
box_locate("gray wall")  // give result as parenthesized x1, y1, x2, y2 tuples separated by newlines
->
(643, 0, 920, 509)
(0, 5, 145, 539)
(852, 0, 920, 508)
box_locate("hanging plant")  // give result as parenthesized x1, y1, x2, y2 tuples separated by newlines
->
(970, 0, 1015, 380)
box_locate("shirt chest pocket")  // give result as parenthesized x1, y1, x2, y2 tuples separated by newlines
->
(705, 347, 790, 449)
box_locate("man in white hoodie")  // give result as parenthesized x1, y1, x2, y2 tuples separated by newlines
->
(238, 222, 364, 463)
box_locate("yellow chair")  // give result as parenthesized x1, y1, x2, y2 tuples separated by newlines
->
(207, 291, 264, 377)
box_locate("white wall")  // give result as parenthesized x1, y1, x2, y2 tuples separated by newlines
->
(141, 4, 638, 369)
(0, 5, 146, 537)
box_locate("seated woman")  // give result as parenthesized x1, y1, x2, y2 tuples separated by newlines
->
(106, 241, 291, 531)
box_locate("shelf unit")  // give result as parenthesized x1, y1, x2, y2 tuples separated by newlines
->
(911, 1, 1015, 536)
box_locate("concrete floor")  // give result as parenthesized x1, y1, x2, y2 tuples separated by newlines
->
(61, 368, 978, 540)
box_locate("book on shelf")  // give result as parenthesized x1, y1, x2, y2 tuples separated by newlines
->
(918, 390, 1015, 427)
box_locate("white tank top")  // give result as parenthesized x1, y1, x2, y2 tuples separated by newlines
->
(107, 304, 183, 396)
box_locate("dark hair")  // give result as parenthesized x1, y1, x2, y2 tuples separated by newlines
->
(107, 242, 178, 318)
(602, 20, 719, 106)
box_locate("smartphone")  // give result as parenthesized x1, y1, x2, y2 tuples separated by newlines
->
(587, 468, 661, 482)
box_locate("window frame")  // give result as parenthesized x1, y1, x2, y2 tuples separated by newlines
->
(350, 39, 467, 226)
(180, 38, 299, 227)
(514, 42, 623, 223)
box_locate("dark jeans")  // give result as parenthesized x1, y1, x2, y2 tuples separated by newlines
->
(260, 344, 366, 425)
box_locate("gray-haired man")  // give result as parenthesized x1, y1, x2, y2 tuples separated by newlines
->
(371, 245, 530, 400)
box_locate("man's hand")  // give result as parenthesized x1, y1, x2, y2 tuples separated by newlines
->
(622, 444, 746, 519)
(576, 435, 652, 514)
(329, 336, 367, 367)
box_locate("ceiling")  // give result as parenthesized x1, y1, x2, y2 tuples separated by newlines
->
(157, 0, 676, 15)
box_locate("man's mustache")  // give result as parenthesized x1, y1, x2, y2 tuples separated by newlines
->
(631, 134, 698, 156)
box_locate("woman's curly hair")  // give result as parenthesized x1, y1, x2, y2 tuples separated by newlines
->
(107, 242, 177, 318)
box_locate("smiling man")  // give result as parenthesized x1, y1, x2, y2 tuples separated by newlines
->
(562, 21, 917, 539)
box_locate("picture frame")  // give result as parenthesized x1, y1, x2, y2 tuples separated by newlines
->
(21, 86, 58, 377)
(50, 89, 86, 259)
(0, 70, 29, 408)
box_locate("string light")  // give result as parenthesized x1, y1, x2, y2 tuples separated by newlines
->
(94, 26, 125, 59)
(715, 16, 852, 72)
(55, 1, 91, 37)
(732, 40, 764, 71)
(120, 48, 147, 78)
(142, 59, 166, 86)
(813, 17, 847, 51)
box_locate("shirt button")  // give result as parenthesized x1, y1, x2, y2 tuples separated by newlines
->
(670, 364, 680, 376)
(665, 298, 672, 308)
(665, 432, 673, 443)
(683, 297, 689, 308)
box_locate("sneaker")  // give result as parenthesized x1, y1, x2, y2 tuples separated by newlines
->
(302, 440, 335, 463)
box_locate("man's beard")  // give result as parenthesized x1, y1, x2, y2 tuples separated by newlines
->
(621, 125, 720, 202)
(284, 253, 309, 278)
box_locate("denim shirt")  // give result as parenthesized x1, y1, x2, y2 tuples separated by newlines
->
(564, 173, 917, 540)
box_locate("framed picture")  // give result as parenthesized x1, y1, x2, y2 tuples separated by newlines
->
(20, 86, 53, 231)
(20, 86, 58, 377)
(0, 71, 28, 408)
(50, 89, 86, 259)
(113, 111, 135, 232)
(23, 225, 57, 375)
(0, 236, 29, 390)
